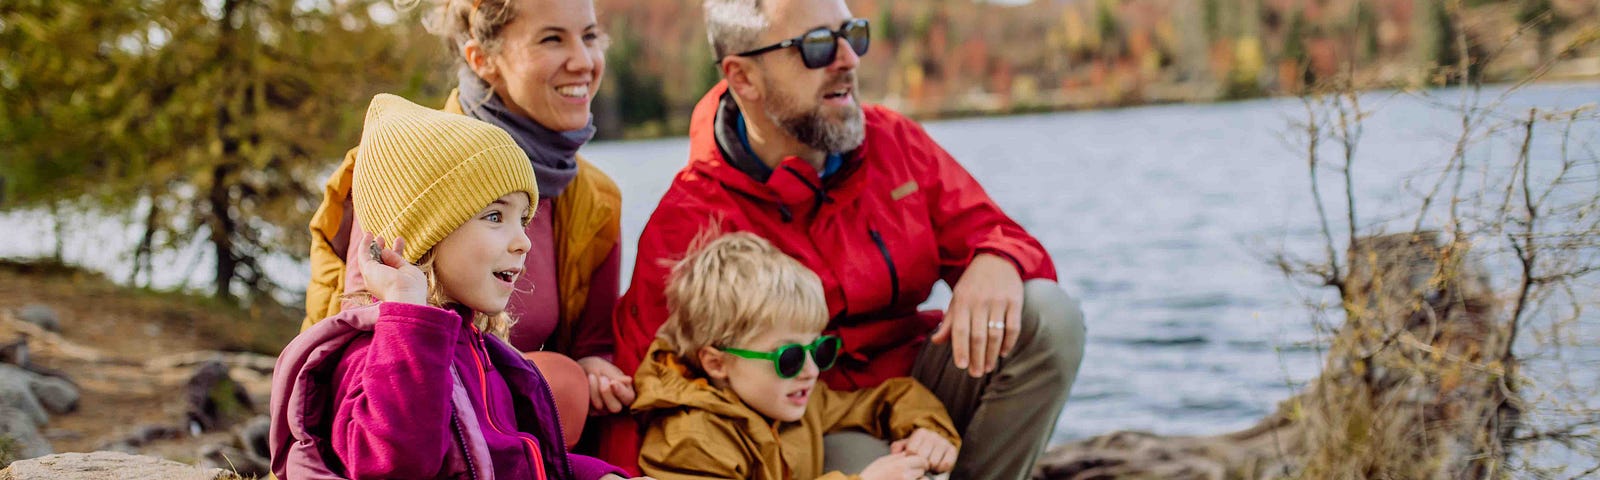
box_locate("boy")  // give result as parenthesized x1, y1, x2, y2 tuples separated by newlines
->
(630, 232, 960, 480)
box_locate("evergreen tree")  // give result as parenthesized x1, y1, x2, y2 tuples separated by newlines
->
(1, 0, 444, 302)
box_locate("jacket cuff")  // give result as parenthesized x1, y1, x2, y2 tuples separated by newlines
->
(975, 248, 1026, 276)
(377, 302, 464, 332)
(973, 237, 1056, 281)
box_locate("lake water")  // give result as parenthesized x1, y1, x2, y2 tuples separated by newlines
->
(578, 82, 1600, 450)
(4, 82, 1597, 455)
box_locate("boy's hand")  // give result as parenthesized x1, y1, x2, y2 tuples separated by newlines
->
(890, 428, 957, 473)
(859, 452, 928, 480)
(578, 356, 636, 414)
(356, 231, 428, 306)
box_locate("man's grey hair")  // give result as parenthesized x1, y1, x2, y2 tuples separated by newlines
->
(704, 0, 770, 61)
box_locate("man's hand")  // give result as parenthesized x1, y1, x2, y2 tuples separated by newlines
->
(578, 356, 635, 415)
(890, 428, 957, 473)
(356, 231, 428, 306)
(931, 253, 1022, 377)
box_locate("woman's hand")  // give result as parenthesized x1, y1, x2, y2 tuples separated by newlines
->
(578, 356, 635, 415)
(890, 428, 958, 473)
(356, 230, 428, 306)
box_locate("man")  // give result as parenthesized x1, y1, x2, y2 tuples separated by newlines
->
(606, 0, 1086, 478)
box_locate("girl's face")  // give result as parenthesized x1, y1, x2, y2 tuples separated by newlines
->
(432, 193, 533, 315)
(483, 0, 605, 132)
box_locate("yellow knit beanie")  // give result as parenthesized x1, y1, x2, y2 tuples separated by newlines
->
(352, 93, 538, 263)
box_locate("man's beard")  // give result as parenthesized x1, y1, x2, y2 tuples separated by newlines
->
(762, 73, 865, 154)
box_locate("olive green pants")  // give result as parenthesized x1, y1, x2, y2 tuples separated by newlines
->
(822, 280, 1087, 480)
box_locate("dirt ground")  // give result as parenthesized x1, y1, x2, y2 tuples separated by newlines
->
(0, 260, 296, 466)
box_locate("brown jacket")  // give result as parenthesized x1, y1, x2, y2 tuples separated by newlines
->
(631, 340, 960, 480)
(302, 90, 621, 355)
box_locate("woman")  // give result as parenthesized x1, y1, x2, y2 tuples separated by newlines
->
(303, 0, 634, 449)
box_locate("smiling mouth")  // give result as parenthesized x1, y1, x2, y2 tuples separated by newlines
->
(822, 86, 851, 100)
(492, 269, 520, 283)
(556, 84, 589, 99)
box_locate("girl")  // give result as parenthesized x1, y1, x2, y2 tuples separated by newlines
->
(271, 94, 643, 480)
(303, 0, 634, 442)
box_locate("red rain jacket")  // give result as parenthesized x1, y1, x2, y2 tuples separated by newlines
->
(600, 82, 1055, 471)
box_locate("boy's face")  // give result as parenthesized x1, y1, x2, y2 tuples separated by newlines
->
(721, 325, 822, 423)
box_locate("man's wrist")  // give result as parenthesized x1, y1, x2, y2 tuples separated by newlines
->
(973, 250, 1024, 276)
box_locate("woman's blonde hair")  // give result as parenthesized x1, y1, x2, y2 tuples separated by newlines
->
(658, 232, 828, 374)
(409, 0, 607, 63)
(343, 250, 514, 338)
(405, 0, 520, 60)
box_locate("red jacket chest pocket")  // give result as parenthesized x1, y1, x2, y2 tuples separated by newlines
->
(823, 188, 940, 320)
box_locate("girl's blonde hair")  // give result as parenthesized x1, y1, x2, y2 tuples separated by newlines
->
(343, 250, 514, 338)
(658, 232, 829, 374)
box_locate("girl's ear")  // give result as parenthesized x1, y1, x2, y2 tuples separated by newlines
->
(698, 346, 730, 382)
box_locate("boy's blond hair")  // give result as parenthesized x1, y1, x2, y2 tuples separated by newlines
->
(659, 232, 828, 373)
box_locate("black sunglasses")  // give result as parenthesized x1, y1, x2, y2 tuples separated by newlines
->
(721, 335, 842, 379)
(731, 19, 870, 69)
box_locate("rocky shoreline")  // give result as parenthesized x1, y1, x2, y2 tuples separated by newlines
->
(0, 234, 1520, 478)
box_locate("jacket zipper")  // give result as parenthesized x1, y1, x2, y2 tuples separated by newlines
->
(449, 403, 480, 480)
(522, 341, 578, 480)
(466, 325, 548, 480)
(867, 228, 901, 307)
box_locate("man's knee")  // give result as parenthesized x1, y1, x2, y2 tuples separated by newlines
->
(1020, 280, 1087, 376)
(822, 430, 892, 474)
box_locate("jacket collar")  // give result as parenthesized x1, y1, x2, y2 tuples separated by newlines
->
(713, 90, 776, 184)
(690, 82, 871, 221)
(630, 340, 785, 439)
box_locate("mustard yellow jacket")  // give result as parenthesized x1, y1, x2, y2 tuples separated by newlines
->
(631, 339, 960, 480)
(302, 90, 620, 355)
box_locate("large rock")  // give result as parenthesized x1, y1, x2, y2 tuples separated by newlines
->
(0, 451, 231, 480)
(184, 361, 254, 434)
(0, 366, 48, 426)
(0, 408, 50, 465)
(0, 363, 72, 465)
(198, 444, 267, 479)
(0, 340, 26, 368)
(15, 306, 58, 334)
(196, 415, 271, 478)
(27, 376, 77, 415)
(236, 415, 270, 460)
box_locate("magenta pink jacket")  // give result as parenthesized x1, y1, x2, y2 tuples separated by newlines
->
(269, 302, 623, 479)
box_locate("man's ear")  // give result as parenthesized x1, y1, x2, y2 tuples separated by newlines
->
(722, 57, 762, 103)
(698, 346, 730, 381)
(463, 39, 498, 84)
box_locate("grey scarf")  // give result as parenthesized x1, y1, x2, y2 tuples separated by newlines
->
(457, 68, 596, 198)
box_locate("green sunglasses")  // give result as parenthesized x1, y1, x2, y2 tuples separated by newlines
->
(720, 335, 842, 379)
